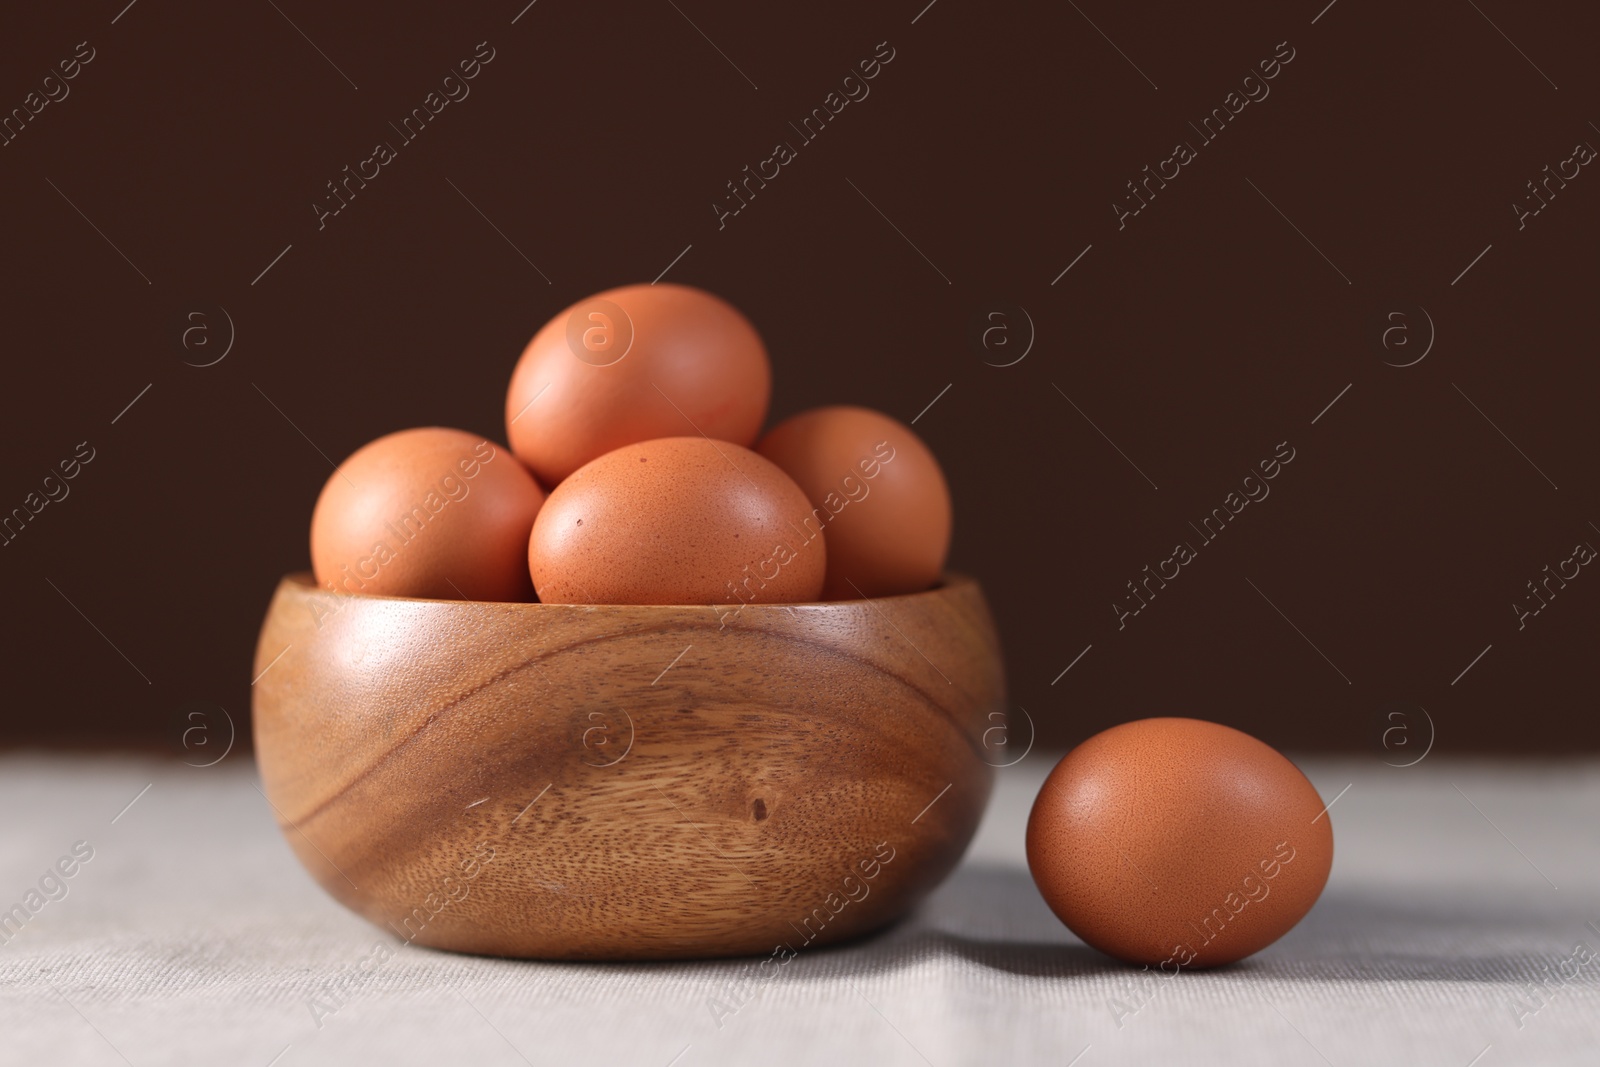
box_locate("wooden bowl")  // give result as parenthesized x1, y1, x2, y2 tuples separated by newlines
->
(252, 572, 1006, 960)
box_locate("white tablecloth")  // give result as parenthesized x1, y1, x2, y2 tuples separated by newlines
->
(1, 753, 1596, 1066)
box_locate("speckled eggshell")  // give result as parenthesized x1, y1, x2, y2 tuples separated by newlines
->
(310, 427, 545, 602)
(757, 405, 952, 600)
(505, 283, 771, 486)
(527, 436, 826, 606)
(1026, 718, 1333, 968)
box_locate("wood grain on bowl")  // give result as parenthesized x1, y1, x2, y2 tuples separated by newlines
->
(251, 573, 1006, 960)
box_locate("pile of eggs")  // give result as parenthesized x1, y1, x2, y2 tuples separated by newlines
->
(305, 285, 1336, 971)
(308, 284, 951, 608)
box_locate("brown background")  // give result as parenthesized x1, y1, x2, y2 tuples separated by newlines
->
(1, 0, 1594, 755)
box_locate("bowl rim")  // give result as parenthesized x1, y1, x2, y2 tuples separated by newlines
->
(276, 569, 981, 613)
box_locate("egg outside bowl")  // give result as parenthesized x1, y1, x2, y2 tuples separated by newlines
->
(252, 572, 1006, 960)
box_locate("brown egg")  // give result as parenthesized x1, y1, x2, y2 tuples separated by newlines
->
(505, 283, 771, 486)
(757, 406, 951, 599)
(528, 437, 825, 607)
(310, 427, 545, 602)
(1026, 718, 1332, 968)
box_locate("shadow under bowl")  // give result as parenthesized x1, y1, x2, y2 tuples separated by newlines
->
(252, 572, 1006, 960)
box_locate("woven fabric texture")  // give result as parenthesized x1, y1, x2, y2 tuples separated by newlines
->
(1, 754, 1596, 1066)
